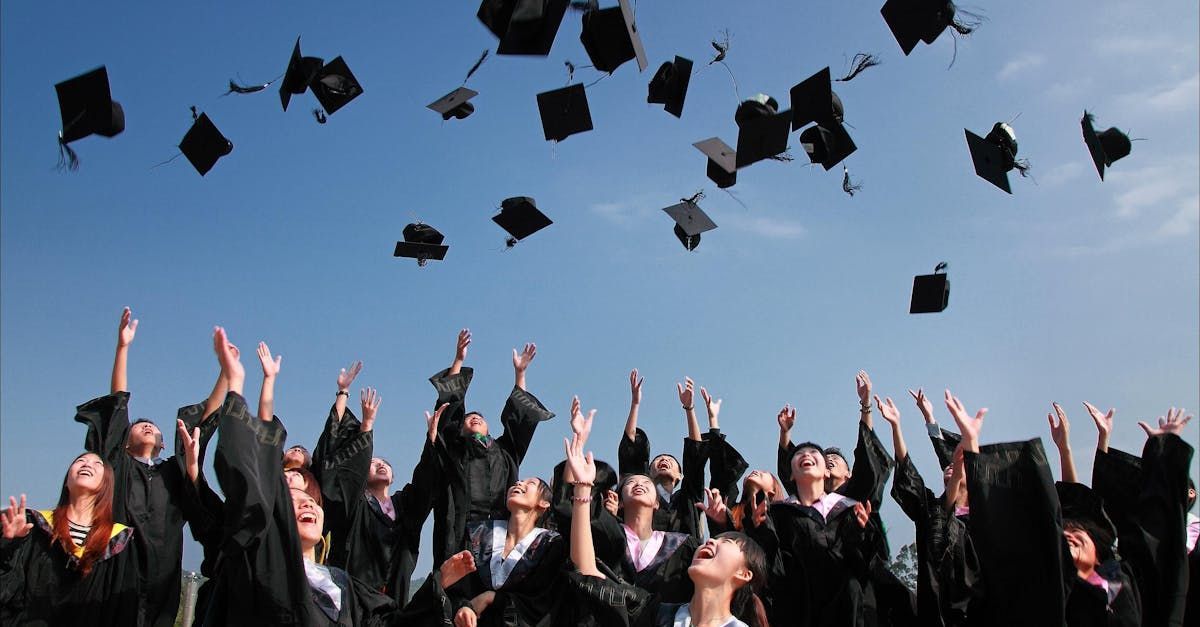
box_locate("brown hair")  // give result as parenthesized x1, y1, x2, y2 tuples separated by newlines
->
(51, 453, 116, 577)
(717, 531, 771, 627)
(728, 473, 786, 531)
(285, 466, 322, 507)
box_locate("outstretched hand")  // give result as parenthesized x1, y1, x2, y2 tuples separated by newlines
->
(1083, 402, 1114, 436)
(117, 307, 138, 348)
(944, 390, 986, 450)
(1047, 403, 1071, 450)
(909, 388, 935, 423)
(426, 402, 449, 443)
(360, 387, 382, 432)
(439, 550, 477, 589)
(629, 369, 643, 405)
(569, 396, 594, 445)
(455, 329, 471, 363)
(1, 495, 33, 540)
(563, 430, 597, 487)
(257, 342, 282, 378)
(856, 371, 872, 405)
(213, 327, 245, 393)
(700, 387, 722, 425)
(512, 343, 537, 372)
(777, 404, 796, 432)
(875, 395, 901, 427)
(852, 500, 873, 529)
(695, 487, 729, 524)
(337, 361, 363, 391)
(1138, 407, 1193, 437)
(677, 377, 695, 409)
(176, 419, 201, 483)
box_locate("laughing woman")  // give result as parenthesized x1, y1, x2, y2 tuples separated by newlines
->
(0, 452, 140, 626)
(564, 405, 770, 627)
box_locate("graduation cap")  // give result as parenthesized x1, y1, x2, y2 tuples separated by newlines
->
(55, 66, 124, 169)
(310, 57, 363, 116)
(279, 38, 324, 112)
(910, 262, 950, 314)
(799, 122, 857, 171)
(493, 197, 553, 246)
(478, 0, 570, 56)
(694, 138, 738, 188)
(579, 0, 648, 74)
(789, 67, 844, 131)
(965, 123, 1027, 194)
(179, 112, 233, 177)
(733, 95, 791, 169)
(647, 56, 693, 118)
(880, 0, 974, 55)
(1081, 111, 1131, 181)
(536, 83, 593, 142)
(428, 88, 478, 121)
(394, 222, 449, 266)
(663, 197, 716, 251)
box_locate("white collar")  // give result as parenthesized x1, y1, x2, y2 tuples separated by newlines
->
(671, 604, 747, 627)
(489, 520, 547, 589)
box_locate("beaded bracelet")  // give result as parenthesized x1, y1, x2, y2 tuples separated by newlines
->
(572, 495, 593, 503)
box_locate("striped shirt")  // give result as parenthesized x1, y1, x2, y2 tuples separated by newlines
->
(67, 520, 91, 548)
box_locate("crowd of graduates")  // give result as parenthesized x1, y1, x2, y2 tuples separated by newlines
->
(0, 308, 1196, 627)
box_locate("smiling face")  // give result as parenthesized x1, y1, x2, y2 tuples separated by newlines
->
(825, 454, 850, 482)
(462, 412, 489, 437)
(67, 453, 106, 496)
(127, 420, 163, 454)
(505, 477, 550, 514)
(283, 446, 310, 469)
(688, 535, 754, 589)
(743, 470, 783, 501)
(291, 488, 325, 552)
(368, 458, 393, 487)
(790, 446, 829, 483)
(650, 454, 681, 483)
(620, 474, 659, 510)
(1064, 524, 1098, 575)
(284, 469, 308, 491)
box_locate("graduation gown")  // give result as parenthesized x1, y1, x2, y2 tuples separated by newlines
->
(1092, 434, 1193, 627)
(590, 509, 698, 603)
(890, 454, 980, 627)
(200, 392, 399, 626)
(617, 428, 709, 536)
(0, 509, 139, 626)
(962, 439, 1067, 627)
(448, 520, 567, 626)
(562, 571, 753, 627)
(75, 392, 208, 627)
(703, 428, 750, 505)
(319, 414, 438, 603)
(428, 367, 556, 565)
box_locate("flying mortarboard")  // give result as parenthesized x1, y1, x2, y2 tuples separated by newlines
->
(881, 0, 973, 56)
(428, 88, 479, 121)
(733, 96, 792, 169)
(1081, 111, 1131, 181)
(55, 66, 124, 170)
(579, 0, 649, 74)
(647, 56, 693, 118)
(310, 57, 363, 116)
(790, 67, 845, 131)
(663, 198, 717, 251)
(694, 138, 737, 187)
(965, 123, 1026, 194)
(279, 38, 324, 112)
(910, 262, 950, 314)
(394, 223, 449, 266)
(800, 122, 857, 171)
(478, 0, 571, 56)
(536, 83, 593, 141)
(493, 197, 553, 245)
(179, 112, 233, 177)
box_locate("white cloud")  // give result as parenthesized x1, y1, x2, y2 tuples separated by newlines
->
(1112, 162, 1190, 219)
(1157, 194, 1200, 237)
(1041, 161, 1086, 187)
(720, 213, 806, 240)
(1145, 73, 1200, 112)
(1097, 35, 1194, 57)
(997, 53, 1044, 81)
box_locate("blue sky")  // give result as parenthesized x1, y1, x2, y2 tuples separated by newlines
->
(2, 1, 1197, 574)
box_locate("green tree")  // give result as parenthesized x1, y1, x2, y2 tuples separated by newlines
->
(888, 542, 918, 590)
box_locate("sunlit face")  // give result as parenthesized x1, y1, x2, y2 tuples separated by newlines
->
(743, 470, 779, 499)
(791, 447, 828, 482)
(291, 488, 325, 552)
(283, 447, 308, 469)
(650, 455, 680, 482)
(506, 477, 549, 513)
(67, 453, 106, 495)
(620, 474, 659, 509)
(128, 421, 162, 452)
(462, 413, 489, 437)
(284, 469, 308, 491)
(825, 454, 850, 481)
(688, 536, 753, 588)
(369, 458, 393, 486)
(1064, 526, 1098, 574)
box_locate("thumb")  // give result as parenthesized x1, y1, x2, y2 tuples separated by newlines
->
(1137, 421, 1153, 436)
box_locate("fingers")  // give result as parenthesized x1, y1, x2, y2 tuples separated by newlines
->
(1138, 421, 1154, 436)
(974, 408, 988, 421)
(700, 387, 710, 404)
(571, 396, 581, 417)
(1052, 402, 1068, 425)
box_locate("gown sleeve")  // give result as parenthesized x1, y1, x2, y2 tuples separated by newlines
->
(619, 428, 652, 477)
(318, 428, 373, 546)
(1125, 434, 1193, 627)
(838, 421, 894, 507)
(212, 392, 289, 550)
(929, 426, 962, 472)
(563, 571, 659, 627)
(964, 438, 1067, 626)
(703, 428, 749, 506)
(778, 442, 798, 497)
(311, 403, 360, 481)
(495, 386, 556, 467)
(672, 437, 709, 537)
(429, 367, 474, 446)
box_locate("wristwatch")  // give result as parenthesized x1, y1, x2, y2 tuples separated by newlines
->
(335, 390, 350, 397)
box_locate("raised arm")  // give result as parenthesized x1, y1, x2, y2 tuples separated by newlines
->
(856, 370, 874, 430)
(1047, 403, 1077, 483)
(678, 376, 702, 441)
(911, 388, 958, 469)
(877, 395, 907, 462)
(565, 421, 603, 578)
(202, 368, 229, 423)
(496, 352, 556, 465)
(513, 342, 536, 391)
(776, 405, 797, 496)
(945, 390, 985, 454)
(110, 306, 137, 394)
(449, 328, 470, 376)
(256, 342, 282, 420)
(176, 419, 201, 484)
(333, 360, 362, 421)
(624, 369, 642, 441)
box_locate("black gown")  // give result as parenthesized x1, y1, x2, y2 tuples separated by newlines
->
(617, 427, 708, 536)
(1055, 481, 1141, 627)
(591, 509, 698, 603)
(428, 367, 556, 566)
(890, 454, 980, 627)
(0, 508, 140, 626)
(200, 391, 400, 626)
(75, 391, 209, 627)
(318, 409, 438, 603)
(444, 520, 567, 626)
(562, 571, 752, 627)
(1092, 434, 1193, 627)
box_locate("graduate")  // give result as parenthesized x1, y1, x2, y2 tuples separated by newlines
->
(73, 307, 212, 627)
(617, 371, 708, 535)
(0, 452, 142, 625)
(564, 410, 771, 627)
(884, 390, 980, 627)
(426, 329, 556, 565)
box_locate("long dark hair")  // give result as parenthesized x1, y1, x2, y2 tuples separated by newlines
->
(716, 531, 771, 627)
(51, 453, 116, 576)
(728, 473, 786, 531)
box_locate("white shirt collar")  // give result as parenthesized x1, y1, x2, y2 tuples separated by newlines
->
(489, 520, 547, 589)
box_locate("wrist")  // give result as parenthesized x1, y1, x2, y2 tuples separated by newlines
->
(682, 405, 694, 411)
(335, 389, 349, 397)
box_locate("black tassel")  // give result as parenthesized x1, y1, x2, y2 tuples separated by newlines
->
(683, 190, 706, 205)
(934, 261, 949, 273)
(1013, 158, 1032, 177)
(312, 109, 328, 124)
(464, 49, 490, 84)
(768, 151, 794, 162)
(709, 30, 731, 65)
(836, 53, 881, 82)
(56, 136, 79, 172)
(564, 60, 576, 84)
(224, 79, 268, 95)
(190, 105, 200, 122)
(842, 167, 862, 196)
(504, 236, 518, 249)
(569, 0, 598, 11)
(950, 9, 983, 36)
